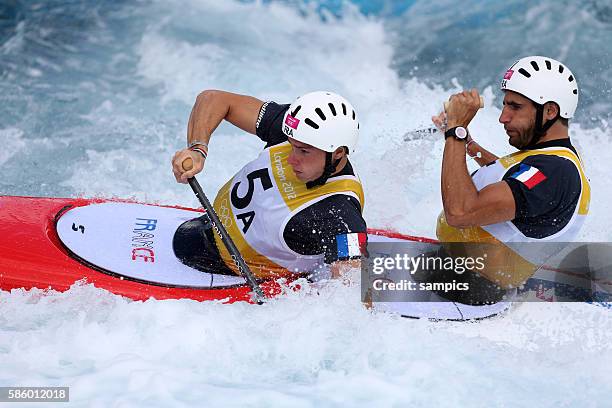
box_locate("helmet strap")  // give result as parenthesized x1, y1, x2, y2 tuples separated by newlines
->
(526, 102, 560, 148)
(306, 152, 341, 189)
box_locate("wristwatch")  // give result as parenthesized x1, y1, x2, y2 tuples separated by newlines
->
(444, 126, 468, 141)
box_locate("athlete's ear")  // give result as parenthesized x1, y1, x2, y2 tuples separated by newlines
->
(544, 102, 560, 120)
(333, 146, 345, 161)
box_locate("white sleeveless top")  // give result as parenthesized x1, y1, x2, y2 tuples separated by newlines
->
(436, 145, 590, 287)
(213, 142, 364, 279)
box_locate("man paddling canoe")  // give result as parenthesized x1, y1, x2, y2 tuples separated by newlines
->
(172, 91, 367, 280)
(430, 56, 590, 304)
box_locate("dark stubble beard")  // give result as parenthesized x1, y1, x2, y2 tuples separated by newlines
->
(509, 119, 536, 149)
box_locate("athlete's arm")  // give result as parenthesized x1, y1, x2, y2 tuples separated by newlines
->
(172, 90, 264, 183)
(441, 156, 516, 227)
(188, 90, 264, 141)
(442, 89, 515, 227)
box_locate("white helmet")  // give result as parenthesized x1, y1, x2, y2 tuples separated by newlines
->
(282, 91, 359, 152)
(501, 56, 578, 118)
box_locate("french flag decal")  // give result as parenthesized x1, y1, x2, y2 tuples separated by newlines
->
(337, 233, 367, 258)
(510, 164, 547, 189)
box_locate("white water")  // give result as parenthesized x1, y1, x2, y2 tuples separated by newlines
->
(3, 282, 611, 407)
(1, 0, 611, 406)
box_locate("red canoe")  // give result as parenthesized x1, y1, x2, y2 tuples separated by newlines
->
(0, 196, 430, 303)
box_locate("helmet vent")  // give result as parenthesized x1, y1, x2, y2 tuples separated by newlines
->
(530, 61, 539, 71)
(573, 89, 578, 94)
(357, 123, 360, 130)
(342, 103, 347, 115)
(568, 75, 574, 82)
(352, 110, 356, 120)
(559, 65, 565, 74)
(291, 105, 302, 117)
(545, 60, 552, 70)
(328, 103, 337, 116)
(305, 118, 319, 129)
(519, 68, 531, 78)
(315, 108, 326, 121)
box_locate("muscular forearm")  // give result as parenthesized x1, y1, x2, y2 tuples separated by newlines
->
(187, 90, 229, 147)
(173, 90, 264, 183)
(438, 89, 516, 228)
(187, 90, 264, 146)
(441, 138, 479, 224)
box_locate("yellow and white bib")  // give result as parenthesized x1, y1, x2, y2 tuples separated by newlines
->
(437, 146, 590, 287)
(213, 142, 364, 279)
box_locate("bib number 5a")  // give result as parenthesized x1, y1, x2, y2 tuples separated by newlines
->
(231, 168, 272, 233)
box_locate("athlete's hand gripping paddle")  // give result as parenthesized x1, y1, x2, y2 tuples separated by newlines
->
(443, 95, 484, 112)
(182, 157, 266, 303)
(404, 95, 484, 141)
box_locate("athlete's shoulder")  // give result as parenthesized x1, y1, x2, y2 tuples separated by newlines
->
(507, 153, 581, 187)
(255, 102, 290, 147)
(288, 194, 365, 239)
(504, 151, 582, 227)
(283, 194, 366, 264)
(315, 193, 363, 217)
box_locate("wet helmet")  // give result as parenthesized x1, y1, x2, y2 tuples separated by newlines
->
(501, 56, 578, 146)
(501, 55, 578, 118)
(282, 91, 359, 152)
(281, 91, 359, 188)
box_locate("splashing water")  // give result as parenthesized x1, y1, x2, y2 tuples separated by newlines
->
(1, 1, 611, 405)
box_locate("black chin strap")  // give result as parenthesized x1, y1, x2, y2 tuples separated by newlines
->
(306, 152, 341, 189)
(525, 102, 560, 149)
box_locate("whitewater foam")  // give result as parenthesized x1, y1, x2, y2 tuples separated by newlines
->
(1, 282, 610, 406)
(1, 1, 611, 405)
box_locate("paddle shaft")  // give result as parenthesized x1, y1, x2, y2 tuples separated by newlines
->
(182, 157, 266, 302)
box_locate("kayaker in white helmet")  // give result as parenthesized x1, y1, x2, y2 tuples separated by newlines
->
(172, 90, 366, 280)
(428, 56, 590, 305)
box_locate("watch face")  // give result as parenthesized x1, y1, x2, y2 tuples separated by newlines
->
(455, 127, 468, 139)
